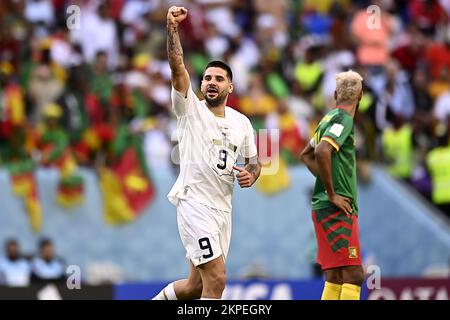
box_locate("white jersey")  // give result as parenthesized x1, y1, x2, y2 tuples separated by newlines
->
(168, 84, 258, 212)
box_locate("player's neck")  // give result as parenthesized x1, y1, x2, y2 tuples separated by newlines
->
(207, 104, 226, 118)
(335, 101, 356, 117)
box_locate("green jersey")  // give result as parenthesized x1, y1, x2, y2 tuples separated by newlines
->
(312, 108, 358, 213)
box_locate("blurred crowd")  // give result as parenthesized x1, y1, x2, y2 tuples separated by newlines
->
(1, 0, 450, 216)
(0, 237, 66, 286)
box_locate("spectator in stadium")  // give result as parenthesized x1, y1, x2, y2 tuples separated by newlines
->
(30, 237, 66, 284)
(425, 25, 450, 80)
(71, 1, 119, 69)
(27, 53, 64, 126)
(381, 115, 414, 181)
(426, 126, 450, 217)
(300, 70, 365, 300)
(152, 6, 261, 300)
(0, 238, 31, 287)
(391, 25, 427, 75)
(375, 59, 415, 130)
(350, 1, 395, 69)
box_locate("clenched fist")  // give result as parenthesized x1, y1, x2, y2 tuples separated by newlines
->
(233, 166, 256, 188)
(167, 6, 188, 27)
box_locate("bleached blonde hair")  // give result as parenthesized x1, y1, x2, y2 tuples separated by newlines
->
(335, 70, 364, 101)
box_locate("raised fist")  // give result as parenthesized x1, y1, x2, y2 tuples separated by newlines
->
(167, 6, 188, 26)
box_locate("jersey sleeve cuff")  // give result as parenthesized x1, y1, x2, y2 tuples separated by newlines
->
(321, 136, 340, 151)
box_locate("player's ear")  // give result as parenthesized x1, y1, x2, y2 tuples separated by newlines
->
(228, 82, 233, 94)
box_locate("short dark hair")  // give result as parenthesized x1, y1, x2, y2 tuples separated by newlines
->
(204, 60, 233, 81)
(5, 238, 18, 247)
(38, 237, 53, 249)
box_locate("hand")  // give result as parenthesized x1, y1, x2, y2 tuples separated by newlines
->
(233, 166, 256, 188)
(329, 193, 353, 217)
(167, 6, 188, 27)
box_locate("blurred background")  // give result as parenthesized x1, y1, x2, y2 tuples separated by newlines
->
(0, 0, 450, 300)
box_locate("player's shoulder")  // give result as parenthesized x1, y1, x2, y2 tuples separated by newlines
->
(225, 106, 244, 117)
(172, 84, 201, 102)
(226, 107, 252, 125)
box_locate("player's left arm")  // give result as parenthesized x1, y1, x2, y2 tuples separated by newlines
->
(234, 116, 260, 188)
(233, 156, 261, 188)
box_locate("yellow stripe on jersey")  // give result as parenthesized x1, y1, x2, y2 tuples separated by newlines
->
(321, 137, 340, 151)
(314, 132, 319, 146)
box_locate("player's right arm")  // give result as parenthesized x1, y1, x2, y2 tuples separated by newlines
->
(167, 6, 190, 96)
(315, 140, 352, 217)
(316, 113, 355, 216)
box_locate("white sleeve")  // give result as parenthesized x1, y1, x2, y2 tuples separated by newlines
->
(171, 84, 197, 117)
(240, 117, 258, 158)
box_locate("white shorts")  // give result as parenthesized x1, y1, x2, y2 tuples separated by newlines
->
(177, 199, 231, 267)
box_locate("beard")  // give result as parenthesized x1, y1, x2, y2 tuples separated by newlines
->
(204, 90, 228, 107)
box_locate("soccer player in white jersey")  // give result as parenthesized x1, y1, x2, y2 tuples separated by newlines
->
(152, 6, 261, 300)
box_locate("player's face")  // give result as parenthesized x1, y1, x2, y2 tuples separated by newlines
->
(6, 243, 19, 259)
(41, 244, 54, 260)
(201, 67, 233, 107)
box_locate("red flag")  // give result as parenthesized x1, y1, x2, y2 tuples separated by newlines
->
(100, 147, 155, 225)
(9, 161, 42, 232)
